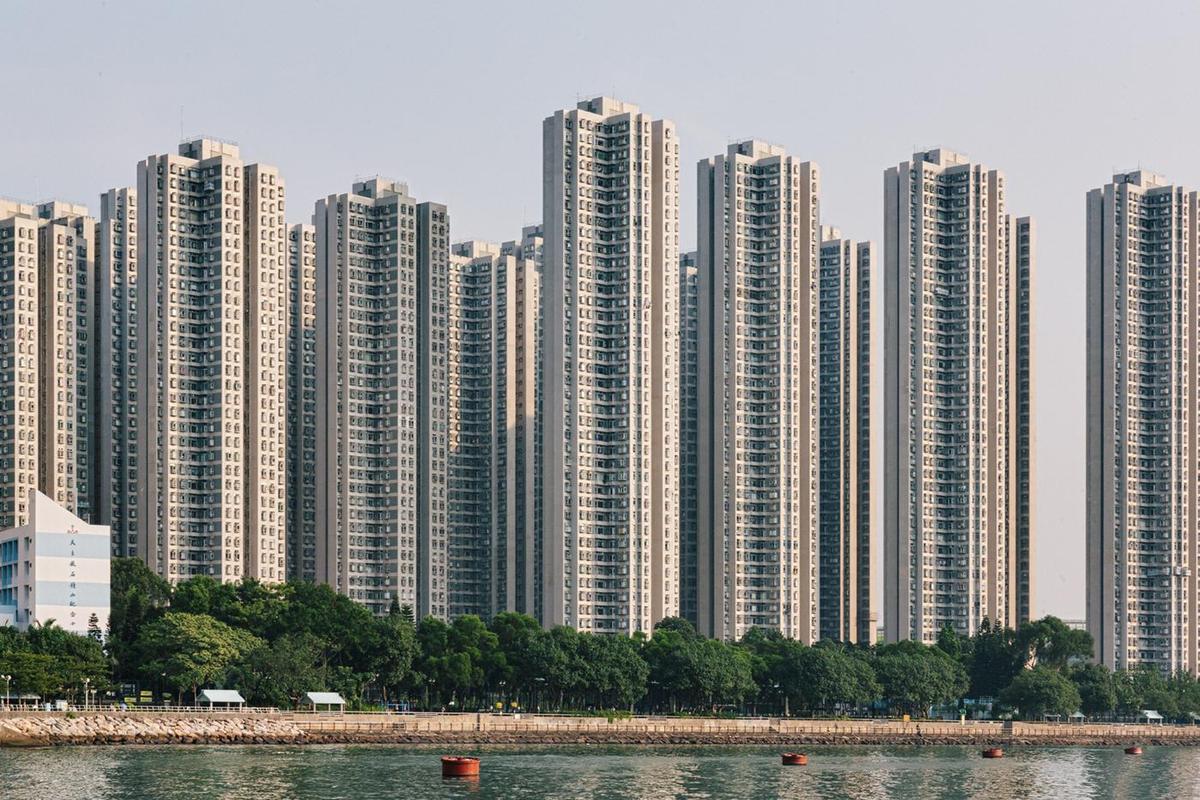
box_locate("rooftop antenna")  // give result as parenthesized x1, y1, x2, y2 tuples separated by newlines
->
(180, 105, 185, 142)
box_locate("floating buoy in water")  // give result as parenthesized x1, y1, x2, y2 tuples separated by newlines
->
(441, 756, 480, 778)
(1124, 746, 1142, 755)
(781, 752, 808, 766)
(981, 747, 1004, 759)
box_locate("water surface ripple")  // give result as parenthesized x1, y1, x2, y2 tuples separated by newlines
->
(0, 744, 1193, 799)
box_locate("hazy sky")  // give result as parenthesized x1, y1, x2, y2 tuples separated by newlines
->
(8, 0, 1200, 620)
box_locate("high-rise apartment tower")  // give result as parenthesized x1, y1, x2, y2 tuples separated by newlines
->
(314, 178, 450, 616)
(696, 140, 821, 642)
(818, 228, 878, 644)
(136, 138, 287, 583)
(883, 148, 1034, 643)
(1087, 170, 1196, 672)
(542, 97, 680, 633)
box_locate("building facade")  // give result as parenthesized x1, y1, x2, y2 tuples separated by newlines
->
(696, 140, 821, 642)
(1087, 171, 1196, 672)
(501, 226, 545, 619)
(678, 250, 699, 629)
(1012, 216, 1036, 626)
(135, 138, 287, 583)
(0, 203, 40, 530)
(0, 200, 97, 531)
(542, 97, 680, 633)
(0, 490, 111, 636)
(287, 223, 317, 582)
(447, 240, 541, 618)
(314, 179, 449, 617)
(97, 187, 139, 557)
(36, 202, 98, 526)
(883, 148, 1034, 643)
(818, 228, 877, 644)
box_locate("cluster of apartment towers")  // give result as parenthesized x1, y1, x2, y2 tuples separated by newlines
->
(0, 96, 1191, 673)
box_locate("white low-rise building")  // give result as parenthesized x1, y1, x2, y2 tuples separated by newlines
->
(0, 490, 110, 635)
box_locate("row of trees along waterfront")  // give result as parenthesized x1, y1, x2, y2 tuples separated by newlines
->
(3, 558, 1199, 720)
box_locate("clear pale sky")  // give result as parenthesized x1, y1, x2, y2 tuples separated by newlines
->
(8, 0, 1200, 620)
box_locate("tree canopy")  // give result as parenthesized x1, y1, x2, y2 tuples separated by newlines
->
(32, 559, 1179, 718)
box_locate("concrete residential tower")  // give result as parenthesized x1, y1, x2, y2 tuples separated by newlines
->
(884, 148, 1034, 643)
(314, 178, 450, 617)
(0, 202, 40, 530)
(36, 202, 98, 526)
(0, 200, 97, 530)
(679, 250, 699, 629)
(97, 187, 139, 556)
(818, 228, 878, 644)
(696, 140, 821, 643)
(1087, 171, 1198, 672)
(447, 240, 541, 618)
(542, 97, 681, 633)
(501, 225, 545, 619)
(136, 138, 287, 583)
(287, 223, 317, 582)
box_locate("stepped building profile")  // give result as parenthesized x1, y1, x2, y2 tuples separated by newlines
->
(883, 149, 1034, 644)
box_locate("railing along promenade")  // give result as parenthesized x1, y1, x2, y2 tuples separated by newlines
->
(272, 713, 1200, 742)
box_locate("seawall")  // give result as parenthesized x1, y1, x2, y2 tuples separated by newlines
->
(2, 712, 1198, 747)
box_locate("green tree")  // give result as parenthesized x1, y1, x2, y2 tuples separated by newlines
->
(1126, 666, 1179, 718)
(0, 651, 59, 700)
(1016, 617, 1094, 670)
(132, 612, 262, 702)
(372, 612, 417, 705)
(414, 616, 497, 707)
(738, 628, 802, 714)
(694, 638, 756, 710)
(232, 632, 327, 708)
(643, 620, 701, 710)
(1000, 666, 1082, 720)
(793, 644, 879, 712)
(581, 633, 647, 709)
(107, 557, 171, 678)
(873, 641, 967, 717)
(967, 618, 1023, 698)
(1169, 671, 1200, 719)
(489, 612, 545, 702)
(448, 615, 501, 705)
(171, 577, 284, 639)
(935, 624, 967, 662)
(270, 581, 380, 674)
(535, 626, 584, 711)
(1113, 669, 1142, 715)
(25, 622, 111, 697)
(1071, 663, 1116, 716)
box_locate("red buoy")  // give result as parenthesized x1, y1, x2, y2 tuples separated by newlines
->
(441, 756, 480, 778)
(781, 752, 808, 766)
(981, 747, 1004, 759)
(1124, 746, 1142, 755)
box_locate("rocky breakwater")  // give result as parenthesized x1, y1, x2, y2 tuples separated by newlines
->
(0, 714, 308, 746)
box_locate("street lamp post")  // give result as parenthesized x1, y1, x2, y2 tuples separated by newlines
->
(83, 678, 90, 711)
(773, 683, 790, 717)
(1, 674, 11, 709)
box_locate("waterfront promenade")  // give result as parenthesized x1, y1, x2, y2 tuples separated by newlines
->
(2, 711, 1199, 747)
